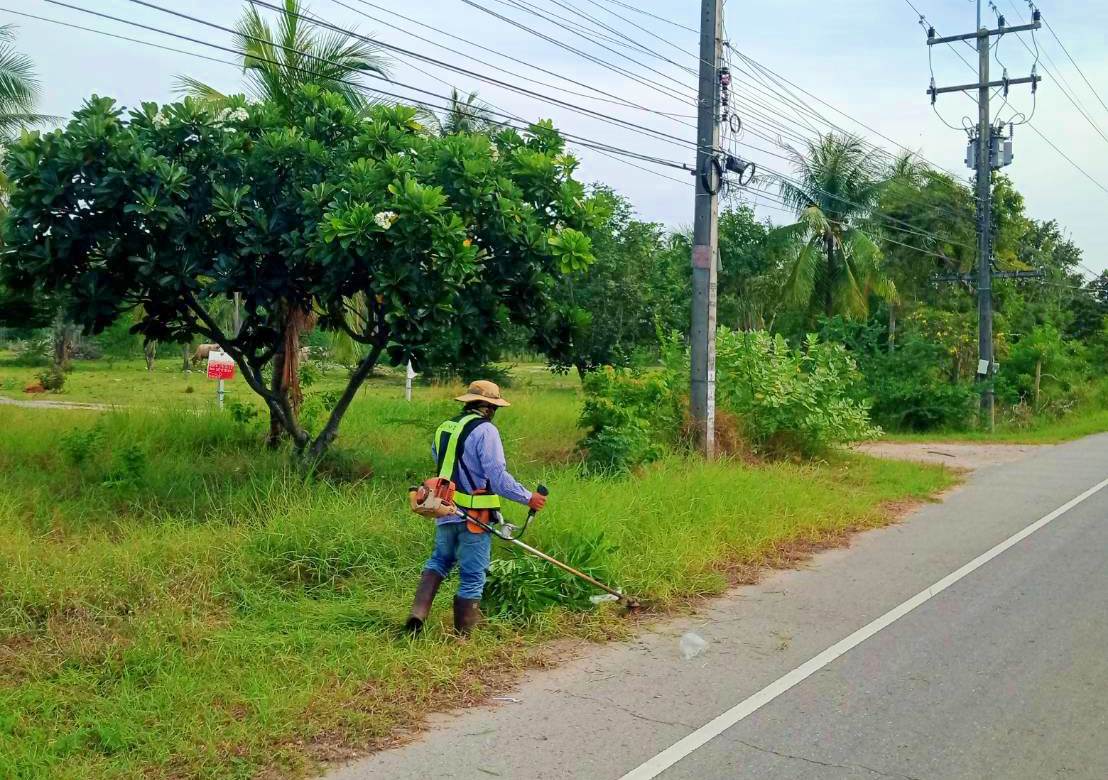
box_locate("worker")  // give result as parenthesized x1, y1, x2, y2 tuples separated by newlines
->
(405, 380, 547, 636)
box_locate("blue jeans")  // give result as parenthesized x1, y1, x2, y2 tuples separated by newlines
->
(425, 521, 492, 600)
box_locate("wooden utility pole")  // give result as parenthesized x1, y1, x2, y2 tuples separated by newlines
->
(926, 3, 1041, 431)
(690, 0, 724, 457)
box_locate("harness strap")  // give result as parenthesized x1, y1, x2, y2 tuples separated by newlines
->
(434, 412, 501, 510)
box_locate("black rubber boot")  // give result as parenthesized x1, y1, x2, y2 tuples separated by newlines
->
(453, 596, 483, 637)
(404, 570, 444, 635)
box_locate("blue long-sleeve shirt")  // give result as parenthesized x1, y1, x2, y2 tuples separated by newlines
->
(433, 421, 532, 525)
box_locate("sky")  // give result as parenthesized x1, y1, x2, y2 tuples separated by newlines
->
(3, 0, 1106, 273)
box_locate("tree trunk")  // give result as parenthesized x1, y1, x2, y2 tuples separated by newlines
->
(52, 309, 75, 371)
(182, 342, 191, 372)
(824, 232, 835, 317)
(268, 348, 288, 448)
(1033, 358, 1042, 409)
(144, 341, 157, 371)
(887, 303, 897, 353)
(232, 292, 242, 336)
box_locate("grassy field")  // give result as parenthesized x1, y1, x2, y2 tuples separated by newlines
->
(0, 356, 957, 779)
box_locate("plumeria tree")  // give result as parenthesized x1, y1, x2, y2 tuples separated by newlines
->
(2, 87, 596, 459)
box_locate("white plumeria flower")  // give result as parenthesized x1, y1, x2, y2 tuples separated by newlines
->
(230, 107, 249, 122)
(151, 112, 169, 129)
(374, 211, 399, 229)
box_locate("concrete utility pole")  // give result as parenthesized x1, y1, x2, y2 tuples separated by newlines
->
(926, 4, 1041, 431)
(690, 0, 724, 457)
(976, 17, 995, 431)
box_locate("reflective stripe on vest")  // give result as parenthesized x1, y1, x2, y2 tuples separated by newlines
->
(434, 413, 502, 510)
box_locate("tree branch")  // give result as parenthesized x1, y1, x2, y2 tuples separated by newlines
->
(305, 327, 388, 460)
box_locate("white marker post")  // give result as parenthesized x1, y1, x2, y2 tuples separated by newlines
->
(405, 359, 416, 402)
(206, 349, 236, 410)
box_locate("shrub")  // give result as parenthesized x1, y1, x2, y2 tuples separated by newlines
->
(70, 338, 103, 360)
(578, 366, 683, 473)
(37, 365, 66, 392)
(228, 400, 260, 426)
(12, 334, 51, 367)
(818, 315, 976, 432)
(102, 443, 148, 487)
(995, 324, 1088, 415)
(60, 423, 106, 467)
(864, 338, 977, 431)
(579, 329, 876, 468)
(714, 329, 878, 456)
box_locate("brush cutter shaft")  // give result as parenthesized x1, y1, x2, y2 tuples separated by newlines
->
(459, 487, 629, 603)
(505, 537, 625, 601)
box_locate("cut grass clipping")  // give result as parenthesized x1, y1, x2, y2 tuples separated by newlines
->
(0, 361, 956, 779)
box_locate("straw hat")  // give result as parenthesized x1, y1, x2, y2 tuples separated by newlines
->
(454, 380, 511, 407)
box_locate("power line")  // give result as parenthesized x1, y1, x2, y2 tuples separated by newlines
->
(726, 44, 981, 197)
(1026, 123, 1108, 197)
(1041, 12, 1108, 117)
(119, 0, 709, 157)
(744, 184, 974, 264)
(0, 6, 230, 66)
(457, 0, 697, 107)
(40, 0, 695, 184)
(997, 2, 1108, 149)
(265, 0, 988, 250)
(1004, 0, 1090, 117)
(589, 0, 699, 35)
(336, 1, 699, 123)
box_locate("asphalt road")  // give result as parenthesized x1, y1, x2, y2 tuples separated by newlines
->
(329, 434, 1108, 780)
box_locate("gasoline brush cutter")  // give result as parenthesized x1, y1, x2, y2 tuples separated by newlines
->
(409, 481, 639, 610)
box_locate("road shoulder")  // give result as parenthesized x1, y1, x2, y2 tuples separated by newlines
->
(326, 434, 1107, 780)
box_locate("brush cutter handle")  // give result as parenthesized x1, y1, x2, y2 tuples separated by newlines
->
(526, 484, 549, 521)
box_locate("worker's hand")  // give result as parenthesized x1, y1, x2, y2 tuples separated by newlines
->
(527, 492, 547, 512)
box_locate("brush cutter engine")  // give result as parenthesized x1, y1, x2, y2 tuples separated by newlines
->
(408, 477, 459, 519)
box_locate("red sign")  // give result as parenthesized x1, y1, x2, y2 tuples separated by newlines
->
(206, 350, 236, 380)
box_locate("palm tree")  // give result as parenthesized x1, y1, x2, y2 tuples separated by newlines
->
(772, 133, 896, 321)
(176, 0, 389, 108)
(0, 25, 53, 139)
(431, 89, 495, 135)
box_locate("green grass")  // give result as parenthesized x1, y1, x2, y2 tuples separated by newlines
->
(0, 359, 956, 779)
(882, 405, 1108, 444)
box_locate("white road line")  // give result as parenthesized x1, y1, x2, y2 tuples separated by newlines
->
(619, 474, 1108, 780)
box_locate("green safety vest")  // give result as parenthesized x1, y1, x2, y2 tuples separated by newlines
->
(434, 413, 502, 511)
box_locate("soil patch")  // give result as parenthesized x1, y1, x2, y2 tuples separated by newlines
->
(856, 441, 1046, 471)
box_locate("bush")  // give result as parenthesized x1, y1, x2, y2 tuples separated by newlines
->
(37, 365, 66, 392)
(818, 315, 976, 432)
(995, 324, 1088, 415)
(420, 362, 515, 388)
(12, 334, 51, 367)
(864, 338, 977, 431)
(579, 329, 877, 468)
(714, 329, 878, 456)
(60, 422, 106, 467)
(70, 338, 103, 360)
(578, 366, 683, 473)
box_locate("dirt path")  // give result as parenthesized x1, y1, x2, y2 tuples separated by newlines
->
(0, 394, 111, 411)
(856, 440, 1047, 470)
